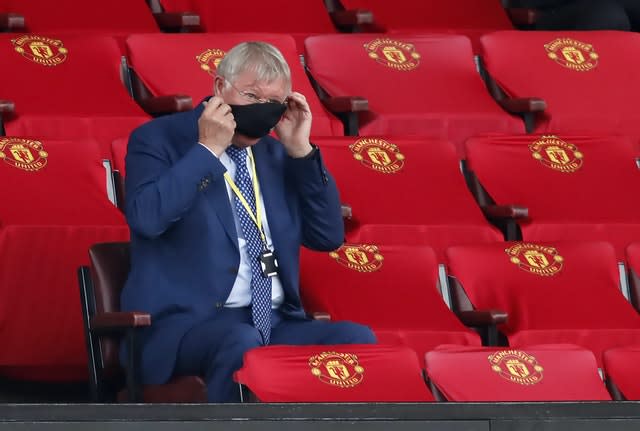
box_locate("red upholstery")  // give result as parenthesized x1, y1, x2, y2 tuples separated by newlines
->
(1, 33, 149, 155)
(300, 244, 480, 359)
(465, 134, 640, 260)
(480, 31, 640, 136)
(603, 346, 640, 400)
(111, 138, 127, 178)
(159, 0, 336, 52)
(125, 33, 342, 137)
(426, 344, 611, 401)
(0, 137, 129, 381)
(0, 0, 158, 33)
(235, 344, 433, 402)
(445, 241, 640, 365)
(315, 136, 502, 259)
(305, 34, 523, 154)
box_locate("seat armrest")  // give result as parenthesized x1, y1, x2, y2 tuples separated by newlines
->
(153, 12, 200, 31)
(484, 204, 528, 219)
(0, 100, 15, 115)
(323, 96, 368, 114)
(457, 310, 508, 326)
(499, 97, 546, 114)
(341, 204, 352, 219)
(139, 95, 193, 116)
(330, 9, 373, 27)
(90, 311, 151, 332)
(312, 312, 331, 321)
(0, 13, 25, 31)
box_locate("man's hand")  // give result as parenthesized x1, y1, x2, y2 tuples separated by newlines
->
(198, 97, 236, 156)
(274, 92, 313, 158)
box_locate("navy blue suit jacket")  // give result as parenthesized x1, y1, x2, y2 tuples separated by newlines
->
(121, 102, 344, 384)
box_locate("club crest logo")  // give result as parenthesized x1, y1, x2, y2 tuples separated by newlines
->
(505, 243, 563, 277)
(364, 38, 420, 71)
(195, 48, 226, 75)
(544, 38, 598, 72)
(489, 350, 544, 386)
(309, 351, 364, 388)
(329, 244, 384, 273)
(349, 138, 404, 174)
(529, 135, 583, 173)
(12, 35, 68, 66)
(0, 138, 48, 172)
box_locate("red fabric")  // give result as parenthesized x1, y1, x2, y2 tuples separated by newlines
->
(465, 134, 640, 260)
(300, 244, 480, 359)
(314, 136, 502, 260)
(235, 344, 433, 402)
(445, 241, 640, 365)
(1, 34, 149, 154)
(480, 31, 640, 136)
(426, 344, 611, 401)
(305, 34, 523, 154)
(125, 33, 342, 137)
(0, 0, 158, 33)
(111, 138, 127, 177)
(603, 346, 640, 400)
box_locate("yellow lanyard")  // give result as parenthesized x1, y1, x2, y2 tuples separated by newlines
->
(223, 148, 267, 246)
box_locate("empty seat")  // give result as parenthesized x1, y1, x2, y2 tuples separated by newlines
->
(305, 34, 523, 153)
(446, 241, 640, 365)
(603, 346, 640, 400)
(465, 134, 640, 260)
(125, 33, 343, 136)
(426, 344, 611, 401)
(235, 344, 433, 402)
(300, 243, 481, 360)
(480, 31, 640, 137)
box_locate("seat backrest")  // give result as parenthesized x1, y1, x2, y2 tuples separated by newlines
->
(603, 346, 640, 400)
(426, 344, 611, 401)
(480, 31, 640, 135)
(236, 344, 434, 402)
(111, 138, 127, 177)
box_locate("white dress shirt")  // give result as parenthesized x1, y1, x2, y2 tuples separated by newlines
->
(200, 143, 285, 309)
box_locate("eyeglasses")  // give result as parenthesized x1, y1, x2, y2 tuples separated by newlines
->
(225, 79, 286, 105)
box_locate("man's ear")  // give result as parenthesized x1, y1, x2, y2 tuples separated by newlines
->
(213, 76, 224, 97)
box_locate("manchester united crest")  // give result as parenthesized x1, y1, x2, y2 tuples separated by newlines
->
(12, 35, 68, 67)
(329, 244, 384, 273)
(505, 243, 564, 277)
(544, 38, 598, 72)
(349, 138, 405, 174)
(0, 138, 48, 172)
(195, 48, 226, 75)
(488, 350, 544, 386)
(529, 135, 583, 173)
(364, 38, 420, 71)
(309, 351, 365, 388)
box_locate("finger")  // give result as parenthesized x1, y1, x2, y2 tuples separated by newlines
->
(203, 96, 224, 114)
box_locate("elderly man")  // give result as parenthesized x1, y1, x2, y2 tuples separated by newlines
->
(121, 41, 376, 402)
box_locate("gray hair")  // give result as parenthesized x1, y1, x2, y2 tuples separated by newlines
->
(216, 41, 291, 92)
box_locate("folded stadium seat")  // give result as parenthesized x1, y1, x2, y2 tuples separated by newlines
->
(480, 31, 640, 137)
(124, 33, 343, 135)
(464, 134, 640, 260)
(425, 344, 611, 401)
(235, 344, 433, 402)
(445, 241, 640, 366)
(0, 33, 150, 156)
(300, 244, 483, 361)
(603, 346, 640, 400)
(314, 136, 502, 259)
(625, 243, 640, 312)
(0, 136, 130, 381)
(304, 34, 524, 154)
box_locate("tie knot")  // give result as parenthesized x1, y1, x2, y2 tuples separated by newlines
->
(226, 145, 248, 166)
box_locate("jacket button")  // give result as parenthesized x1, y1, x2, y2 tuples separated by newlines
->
(215, 302, 223, 308)
(228, 267, 238, 274)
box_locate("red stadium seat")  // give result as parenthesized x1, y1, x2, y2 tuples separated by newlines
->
(445, 241, 640, 365)
(305, 34, 523, 153)
(235, 344, 433, 402)
(603, 346, 640, 400)
(480, 31, 640, 137)
(125, 33, 342, 136)
(426, 344, 611, 401)
(0, 33, 150, 155)
(314, 136, 502, 259)
(625, 243, 640, 312)
(464, 134, 640, 260)
(0, 137, 129, 381)
(300, 243, 481, 360)
(111, 138, 127, 179)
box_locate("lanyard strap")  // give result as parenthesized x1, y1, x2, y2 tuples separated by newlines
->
(223, 148, 267, 245)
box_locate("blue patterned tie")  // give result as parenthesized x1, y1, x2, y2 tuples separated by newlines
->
(225, 146, 272, 345)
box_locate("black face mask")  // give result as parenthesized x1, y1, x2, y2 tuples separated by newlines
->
(230, 103, 287, 139)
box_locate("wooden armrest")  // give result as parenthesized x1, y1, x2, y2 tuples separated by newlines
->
(484, 204, 528, 219)
(323, 96, 368, 113)
(507, 8, 541, 26)
(499, 97, 546, 114)
(330, 9, 373, 26)
(312, 312, 331, 321)
(0, 13, 25, 31)
(90, 311, 151, 332)
(139, 95, 193, 116)
(341, 204, 352, 219)
(0, 100, 15, 115)
(153, 12, 200, 30)
(457, 310, 508, 326)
